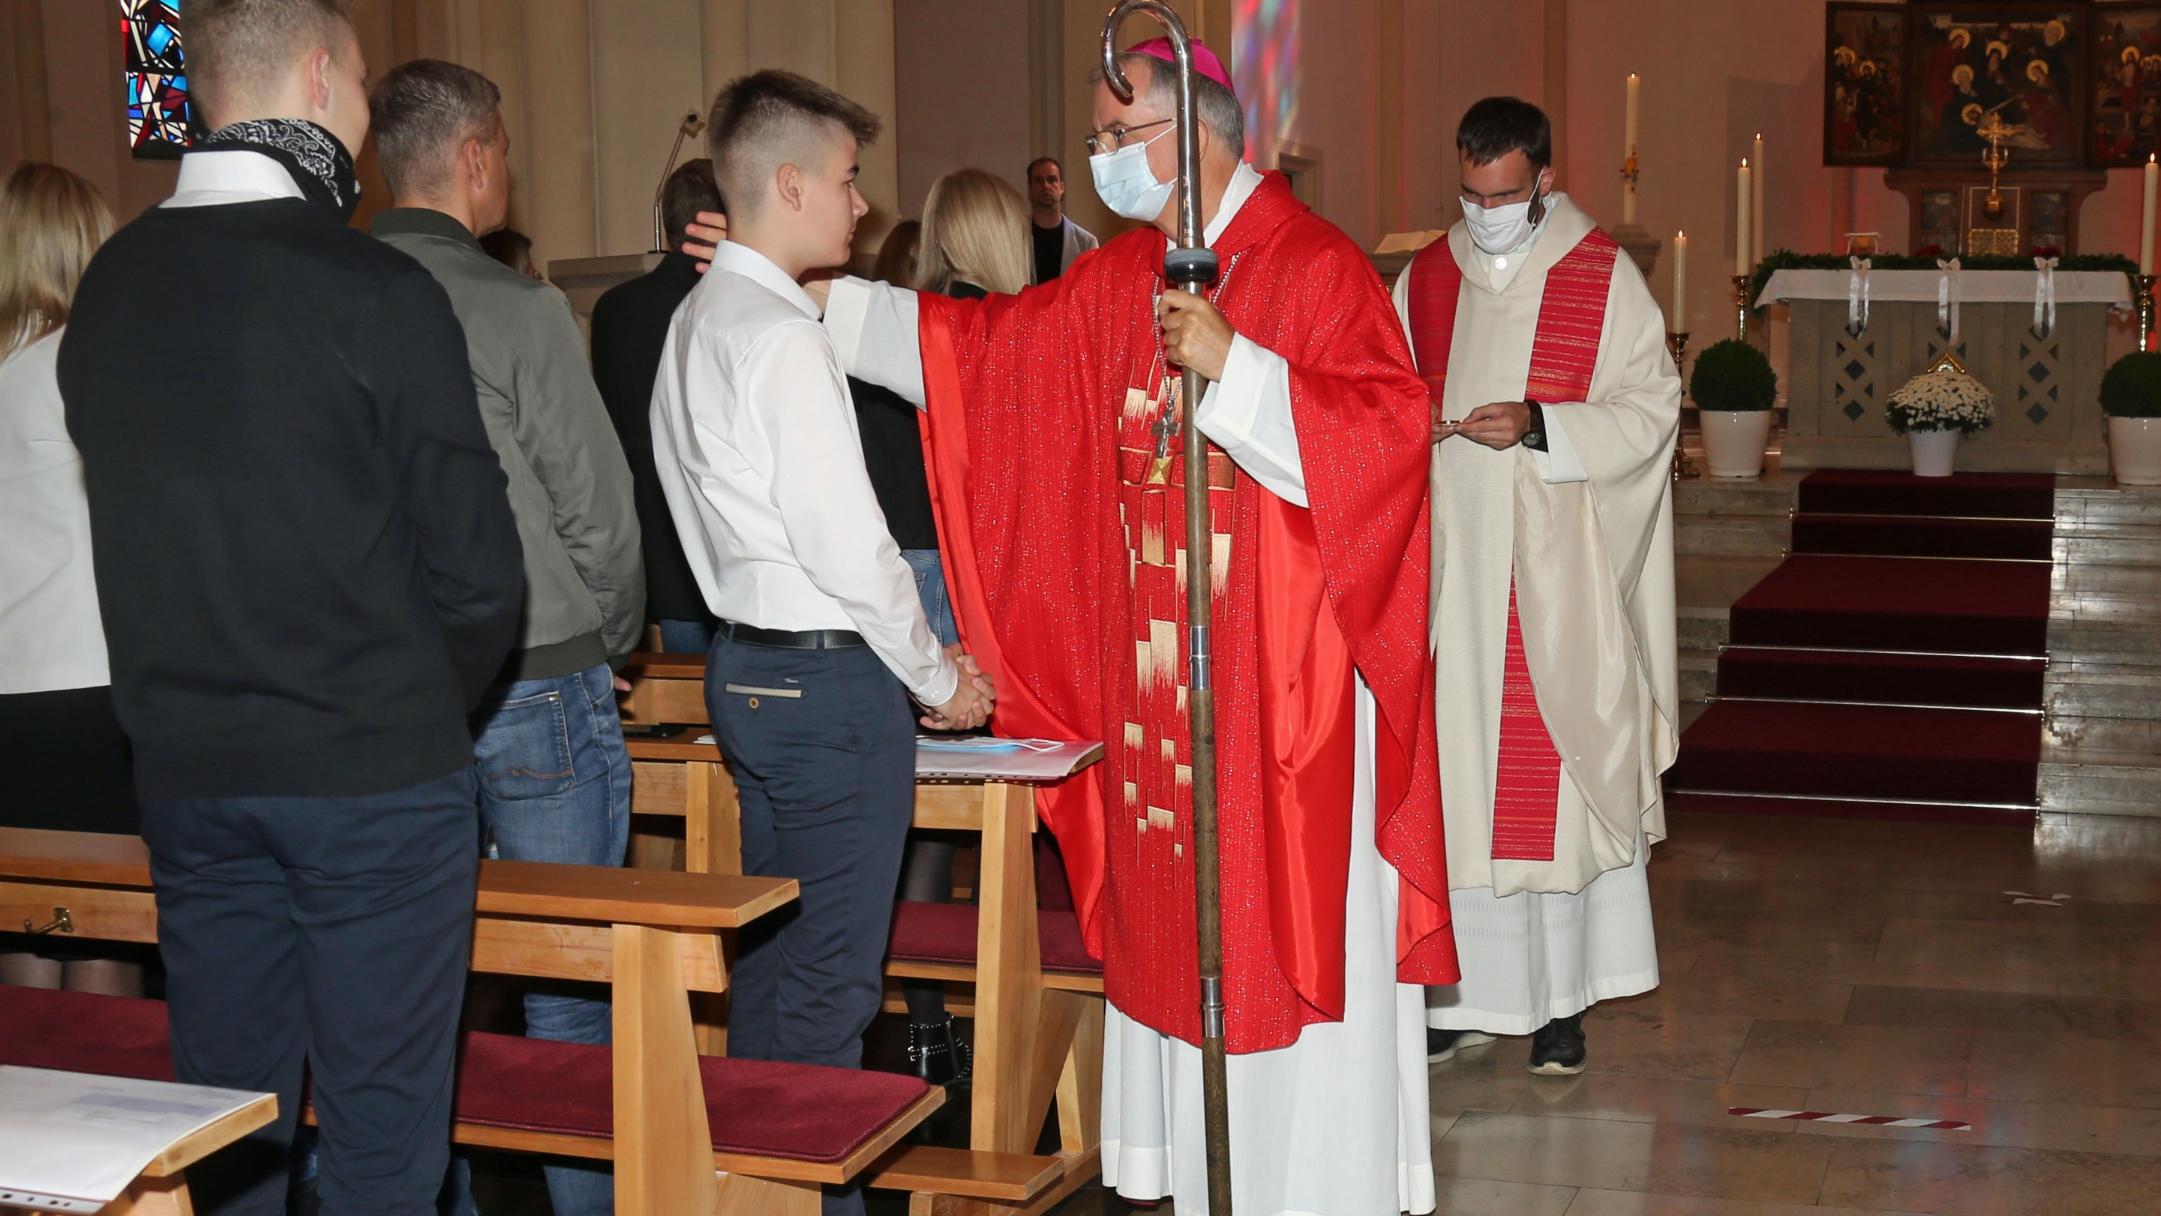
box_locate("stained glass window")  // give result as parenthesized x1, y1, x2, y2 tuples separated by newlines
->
(122, 0, 193, 158)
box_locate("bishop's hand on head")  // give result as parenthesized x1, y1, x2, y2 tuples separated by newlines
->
(683, 209, 727, 269)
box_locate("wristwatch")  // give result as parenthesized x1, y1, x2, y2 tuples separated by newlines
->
(1522, 398, 1548, 452)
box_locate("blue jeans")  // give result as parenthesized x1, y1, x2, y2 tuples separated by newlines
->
(901, 549, 958, 647)
(657, 617, 717, 655)
(470, 662, 631, 1216)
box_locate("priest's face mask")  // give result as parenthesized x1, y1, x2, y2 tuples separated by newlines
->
(1089, 75, 1182, 228)
(1458, 149, 1556, 256)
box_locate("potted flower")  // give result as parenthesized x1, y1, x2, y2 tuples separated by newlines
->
(1884, 367, 1994, 477)
(2101, 350, 2161, 485)
(1688, 338, 1778, 478)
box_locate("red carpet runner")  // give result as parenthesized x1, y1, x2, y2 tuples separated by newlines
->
(1666, 469, 2054, 825)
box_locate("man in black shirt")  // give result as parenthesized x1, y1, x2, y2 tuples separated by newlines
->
(591, 158, 724, 654)
(58, 3, 522, 1212)
(1026, 155, 1099, 283)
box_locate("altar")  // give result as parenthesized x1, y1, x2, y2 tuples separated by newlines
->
(1763, 268, 2135, 475)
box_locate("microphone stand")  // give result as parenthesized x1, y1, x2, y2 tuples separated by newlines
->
(1100, 5, 1230, 1213)
(651, 112, 704, 254)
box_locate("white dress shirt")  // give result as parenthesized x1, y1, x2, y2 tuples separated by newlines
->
(826, 162, 1313, 505)
(649, 241, 958, 705)
(0, 331, 111, 694)
(163, 149, 304, 209)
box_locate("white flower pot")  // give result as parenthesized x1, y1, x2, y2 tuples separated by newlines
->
(2111, 417, 2161, 486)
(1699, 409, 1774, 478)
(1908, 429, 1961, 477)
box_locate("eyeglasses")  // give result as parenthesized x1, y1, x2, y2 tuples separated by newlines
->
(1086, 118, 1174, 157)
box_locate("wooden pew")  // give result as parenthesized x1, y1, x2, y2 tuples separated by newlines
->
(0, 828, 1028, 1214)
(616, 657, 1105, 1216)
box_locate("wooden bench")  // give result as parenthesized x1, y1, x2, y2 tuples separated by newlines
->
(0, 828, 1057, 1213)
(618, 657, 1107, 1215)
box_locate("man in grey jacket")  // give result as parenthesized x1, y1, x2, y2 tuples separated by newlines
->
(368, 58, 641, 1216)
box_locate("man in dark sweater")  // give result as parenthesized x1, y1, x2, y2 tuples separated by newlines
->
(591, 158, 724, 654)
(56, 3, 522, 1213)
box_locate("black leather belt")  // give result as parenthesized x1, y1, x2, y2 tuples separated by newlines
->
(717, 620, 867, 650)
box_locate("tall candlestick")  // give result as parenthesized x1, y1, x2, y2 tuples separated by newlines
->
(2142, 154, 2157, 275)
(1752, 133, 1766, 265)
(1672, 230, 1689, 327)
(1736, 158, 1752, 276)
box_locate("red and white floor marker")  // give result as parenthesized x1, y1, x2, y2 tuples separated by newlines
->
(1728, 1107, 1972, 1131)
(2004, 890, 2071, 907)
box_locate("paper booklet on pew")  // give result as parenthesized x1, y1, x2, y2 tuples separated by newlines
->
(0, 1066, 273, 1211)
(913, 737, 1104, 782)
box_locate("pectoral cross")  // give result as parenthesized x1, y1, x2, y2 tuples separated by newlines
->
(1147, 378, 1183, 486)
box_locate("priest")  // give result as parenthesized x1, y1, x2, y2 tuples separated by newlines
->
(1398, 97, 1678, 1075)
(788, 39, 1451, 1214)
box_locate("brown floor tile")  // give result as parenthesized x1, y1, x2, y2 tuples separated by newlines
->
(1424, 1177, 1578, 1216)
(1842, 984, 2161, 1041)
(1434, 1112, 1834, 1204)
(1507, 1073, 1809, 1132)
(1968, 1029, 2161, 1108)
(1798, 1087, 2161, 1157)
(1428, 1034, 1534, 1112)
(1563, 1191, 1911, 1216)
(1728, 1020, 1974, 1096)
(2058, 961, 2161, 1001)
(1685, 952, 2060, 996)
(1607, 971, 1853, 1023)
(1818, 1138, 2161, 1216)
(1875, 916, 2161, 974)
(1578, 1007, 1760, 1083)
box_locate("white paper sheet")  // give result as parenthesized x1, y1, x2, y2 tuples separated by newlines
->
(0, 1066, 271, 1211)
(915, 739, 1105, 782)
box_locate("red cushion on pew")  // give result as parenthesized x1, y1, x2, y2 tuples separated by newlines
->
(453, 1030, 929, 1165)
(885, 901, 1102, 975)
(0, 984, 174, 1081)
(0, 986, 929, 1167)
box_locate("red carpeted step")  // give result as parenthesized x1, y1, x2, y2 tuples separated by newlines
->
(1714, 647, 2047, 709)
(1665, 700, 2041, 806)
(1664, 791, 2033, 827)
(1790, 513, 2055, 561)
(1797, 469, 2057, 520)
(1728, 555, 2051, 656)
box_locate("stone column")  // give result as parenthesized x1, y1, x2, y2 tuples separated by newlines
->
(520, 0, 600, 265)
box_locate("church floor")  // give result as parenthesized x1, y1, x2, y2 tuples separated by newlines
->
(468, 806, 2161, 1215)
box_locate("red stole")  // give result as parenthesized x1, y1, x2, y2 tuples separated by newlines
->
(1406, 229, 1618, 862)
(916, 173, 1456, 1052)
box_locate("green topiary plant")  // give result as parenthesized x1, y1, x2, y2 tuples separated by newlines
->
(2101, 351, 2161, 419)
(1688, 338, 1777, 411)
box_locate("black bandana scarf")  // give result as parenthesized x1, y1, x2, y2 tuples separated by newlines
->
(199, 118, 362, 221)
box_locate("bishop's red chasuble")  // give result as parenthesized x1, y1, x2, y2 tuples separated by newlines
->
(1404, 227, 1619, 865)
(914, 172, 1455, 1052)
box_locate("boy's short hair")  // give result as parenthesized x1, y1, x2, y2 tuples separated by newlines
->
(1457, 97, 1553, 171)
(663, 159, 725, 251)
(706, 70, 881, 216)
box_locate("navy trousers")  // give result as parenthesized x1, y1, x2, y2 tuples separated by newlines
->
(140, 768, 480, 1216)
(704, 635, 915, 1216)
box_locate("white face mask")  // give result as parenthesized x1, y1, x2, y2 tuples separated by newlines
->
(1089, 127, 1176, 222)
(1463, 185, 1544, 256)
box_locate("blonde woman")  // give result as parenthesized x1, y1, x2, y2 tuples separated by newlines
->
(914, 168, 1031, 298)
(0, 162, 138, 995)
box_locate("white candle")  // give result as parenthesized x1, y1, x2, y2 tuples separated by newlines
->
(1672, 230, 1688, 329)
(1736, 158, 1752, 276)
(2142, 154, 2157, 275)
(1623, 74, 1641, 225)
(1752, 133, 1766, 264)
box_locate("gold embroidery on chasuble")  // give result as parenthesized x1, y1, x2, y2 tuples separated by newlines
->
(1114, 382, 1236, 865)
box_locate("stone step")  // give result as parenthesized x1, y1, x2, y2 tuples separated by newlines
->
(2044, 665, 2161, 720)
(2035, 715, 2158, 819)
(1676, 514, 1791, 558)
(1673, 475, 1801, 519)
